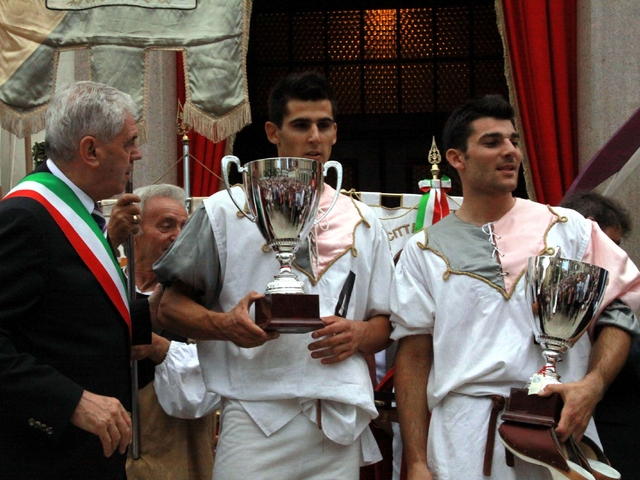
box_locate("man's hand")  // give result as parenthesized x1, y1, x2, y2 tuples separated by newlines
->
(132, 332, 171, 363)
(158, 284, 279, 346)
(308, 316, 366, 364)
(407, 463, 434, 480)
(219, 291, 279, 348)
(107, 193, 141, 248)
(70, 390, 132, 457)
(539, 377, 602, 442)
(541, 325, 633, 442)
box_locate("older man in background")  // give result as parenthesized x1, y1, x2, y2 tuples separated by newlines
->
(109, 184, 217, 480)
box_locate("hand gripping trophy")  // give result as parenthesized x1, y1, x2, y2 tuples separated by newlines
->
(526, 250, 609, 392)
(222, 155, 342, 333)
(499, 253, 616, 480)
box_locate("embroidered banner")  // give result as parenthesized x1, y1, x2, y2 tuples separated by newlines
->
(46, 0, 197, 10)
(350, 191, 462, 258)
(0, 0, 250, 143)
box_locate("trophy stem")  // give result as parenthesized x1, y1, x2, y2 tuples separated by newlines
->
(539, 349, 562, 384)
(265, 252, 306, 295)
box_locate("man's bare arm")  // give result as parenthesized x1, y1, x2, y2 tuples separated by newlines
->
(157, 280, 278, 348)
(395, 334, 434, 479)
(541, 325, 632, 441)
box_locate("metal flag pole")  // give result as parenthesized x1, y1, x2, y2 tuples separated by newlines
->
(182, 134, 191, 213)
(126, 174, 141, 459)
(177, 99, 193, 213)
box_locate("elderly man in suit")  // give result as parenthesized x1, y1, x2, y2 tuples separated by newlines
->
(0, 81, 155, 480)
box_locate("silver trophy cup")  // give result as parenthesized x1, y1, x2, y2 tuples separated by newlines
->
(221, 156, 342, 332)
(525, 253, 609, 387)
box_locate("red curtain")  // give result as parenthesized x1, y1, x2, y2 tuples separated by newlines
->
(176, 52, 226, 197)
(499, 0, 577, 205)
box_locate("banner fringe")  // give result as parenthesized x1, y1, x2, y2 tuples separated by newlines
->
(0, 102, 47, 139)
(136, 118, 148, 145)
(183, 101, 251, 143)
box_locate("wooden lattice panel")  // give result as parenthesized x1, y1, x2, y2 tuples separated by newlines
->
(473, 4, 503, 56)
(436, 7, 470, 58)
(292, 12, 325, 62)
(329, 64, 362, 115)
(365, 64, 398, 114)
(474, 59, 509, 98)
(364, 9, 397, 60)
(251, 66, 289, 118)
(253, 13, 289, 63)
(328, 11, 360, 61)
(402, 63, 435, 113)
(250, 4, 506, 117)
(400, 8, 434, 59)
(437, 61, 471, 111)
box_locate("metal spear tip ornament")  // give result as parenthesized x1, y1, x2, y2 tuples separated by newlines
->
(416, 137, 452, 231)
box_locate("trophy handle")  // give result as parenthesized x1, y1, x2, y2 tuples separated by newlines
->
(221, 155, 256, 222)
(314, 160, 343, 225)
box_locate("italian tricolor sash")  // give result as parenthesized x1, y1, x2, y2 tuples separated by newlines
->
(5, 173, 131, 334)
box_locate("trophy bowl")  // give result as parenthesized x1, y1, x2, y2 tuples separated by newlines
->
(525, 253, 609, 387)
(221, 156, 342, 332)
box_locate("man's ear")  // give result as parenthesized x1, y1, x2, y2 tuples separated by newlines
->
(446, 148, 465, 172)
(78, 136, 100, 168)
(265, 121, 280, 146)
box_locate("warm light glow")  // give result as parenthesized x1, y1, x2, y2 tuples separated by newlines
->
(364, 9, 397, 60)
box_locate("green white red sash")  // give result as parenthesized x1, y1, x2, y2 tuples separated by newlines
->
(5, 172, 131, 334)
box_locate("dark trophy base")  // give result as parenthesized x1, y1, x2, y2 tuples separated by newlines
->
(255, 293, 324, 333)
(501, 387, 563, 427)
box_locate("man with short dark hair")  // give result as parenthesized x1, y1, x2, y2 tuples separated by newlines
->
(391, 95, 640, 479)
(561, 190, 631, 245)
(0, 81, 154, 479)
(153, 71, 395, 479)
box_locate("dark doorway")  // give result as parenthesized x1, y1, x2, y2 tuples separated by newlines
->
(234, 0, 527, 198)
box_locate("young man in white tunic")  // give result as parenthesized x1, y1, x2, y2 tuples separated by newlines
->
(153, 71, 395, 479)
(391, 95, 640, 480)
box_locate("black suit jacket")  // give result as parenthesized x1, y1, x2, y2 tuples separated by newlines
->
(0, 165, 147, 479)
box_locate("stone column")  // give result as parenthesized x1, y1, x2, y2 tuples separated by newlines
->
(577, 0, 640, 264)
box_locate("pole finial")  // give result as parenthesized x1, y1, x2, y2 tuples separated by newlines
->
(176, 99, 192, 136)
(429, 136, 442, 180)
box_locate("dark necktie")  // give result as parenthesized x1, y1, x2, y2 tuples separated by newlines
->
(92, 202, 107, 234)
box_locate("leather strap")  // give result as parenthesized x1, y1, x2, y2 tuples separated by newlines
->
(316, 399, 322, 430)
(483, 395, 506, 476)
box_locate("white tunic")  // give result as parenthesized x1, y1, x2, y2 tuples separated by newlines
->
(391, 199, 640, 479)
(155, 185, 395, 462)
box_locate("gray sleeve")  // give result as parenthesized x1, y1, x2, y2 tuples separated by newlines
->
(153, 205, 222, 309)
(595, 299, 640, 338)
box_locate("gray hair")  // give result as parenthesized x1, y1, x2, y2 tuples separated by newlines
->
(45, 81, 138, 162)
(133, 184, 187, 216)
